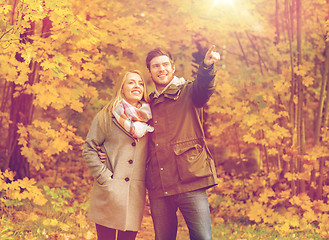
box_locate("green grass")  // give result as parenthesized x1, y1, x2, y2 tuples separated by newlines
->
(211, 223, 322, 240)
(174, 212, 322, 240)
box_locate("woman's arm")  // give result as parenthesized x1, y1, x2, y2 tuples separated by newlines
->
(82, 113, 113, 184)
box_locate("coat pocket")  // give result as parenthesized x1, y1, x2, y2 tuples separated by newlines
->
(173, 141, 212, 183)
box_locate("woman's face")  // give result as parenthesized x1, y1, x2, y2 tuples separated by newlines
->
(122, 72, 145, 107)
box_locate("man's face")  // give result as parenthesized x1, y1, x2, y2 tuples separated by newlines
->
(149, 55, 175, 91)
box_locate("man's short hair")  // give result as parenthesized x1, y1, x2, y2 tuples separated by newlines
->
(146, 48, 174, 71)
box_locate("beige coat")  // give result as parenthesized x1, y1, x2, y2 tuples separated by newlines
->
(82, 112, 147, 231)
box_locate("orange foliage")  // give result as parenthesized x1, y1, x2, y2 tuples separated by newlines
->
(1, 0, 329, 238)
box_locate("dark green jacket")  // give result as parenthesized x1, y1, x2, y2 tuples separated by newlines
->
(146, 63, 218, 199)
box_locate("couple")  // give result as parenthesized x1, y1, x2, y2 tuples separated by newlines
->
(82, 46, 220, 240)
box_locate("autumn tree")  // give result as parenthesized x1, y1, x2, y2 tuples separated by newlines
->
(1, 0, 329, 203)
(2, 0, 329, 238)
(193, 0, 329, 199)
(0, 0, 219, 179)
(0, 0, 107, 178)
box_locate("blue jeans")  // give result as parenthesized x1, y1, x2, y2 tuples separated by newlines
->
(150, 189, 213, 240)
(95, 224, 137, 240)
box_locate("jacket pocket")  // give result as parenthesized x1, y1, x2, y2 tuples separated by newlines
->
(173, 141, 212, 183)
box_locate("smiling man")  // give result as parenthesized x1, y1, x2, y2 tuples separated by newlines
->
(145, 46, 220, 240)
(147, 55, 176, 93)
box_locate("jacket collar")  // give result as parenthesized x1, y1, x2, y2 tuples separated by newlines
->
(151, 76, 186, 102)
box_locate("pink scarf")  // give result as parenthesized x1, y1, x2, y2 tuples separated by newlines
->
(112, 99, 154, 139)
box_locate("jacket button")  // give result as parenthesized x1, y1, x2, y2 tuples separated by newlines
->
(131, 142, 136, 147)
(128, 160, 133, 164)
(125, 177, 130, 182)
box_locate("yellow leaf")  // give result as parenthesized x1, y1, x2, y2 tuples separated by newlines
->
(303, 75, 314, 87)
(259, 188, 275, 203)
(85, 231, 96, 240)
(213, 217, 224, 225)
(27, 212, 39, 222)
(59, 222, 70, 231)
(3, 169, 15, 181)
(70, 100, 84, 112)
(247, 202, 264, 223)
(267, 148, 278, 155)
(76, 214, 88, 229)
(303, 210, 318, 223)
(280, 222, 291, 233)
(50, 219, 58, 227)
(284, 172, 296, 181)
(40, 60, 56, 70)
(289, 217, 300, 228)
(33, 194, 48, 206)
(289, 195, 302, 206)
(1, 5, 11, 14)
(243, 134, 257, 144)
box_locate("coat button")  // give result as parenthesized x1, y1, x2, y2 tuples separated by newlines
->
(125, 177, 130, 182)
(131, 142, 136, 147)
(128, 160, 133, 164)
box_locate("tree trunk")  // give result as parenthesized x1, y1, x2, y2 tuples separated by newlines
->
(6, 14, 52, 179)
(316, 157, 325, 200)
(312, 39, 329, 200)
(315, 42, 329, 144)
(245, 31, 268, 74)
(285, 0, 297, 195)
(235, 32, 249, 67)
(285, 0, 295, 134)
(7, 99, 32, 179)
(6, 11, 36, 178)
(296, 0, 305, 193)
(7, 62, 37, 179)
(275, 0, 281, 73)
(323, 67, 329, 127)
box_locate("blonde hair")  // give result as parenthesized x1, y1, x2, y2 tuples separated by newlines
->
(98, 70, 149, 133)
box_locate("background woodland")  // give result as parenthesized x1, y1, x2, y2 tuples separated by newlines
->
(1, 0, 329, 239)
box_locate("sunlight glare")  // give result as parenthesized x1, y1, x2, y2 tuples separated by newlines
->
(213, 0, 234, 6)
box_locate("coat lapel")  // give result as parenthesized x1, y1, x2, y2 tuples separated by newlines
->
(112, 117, 136, 140)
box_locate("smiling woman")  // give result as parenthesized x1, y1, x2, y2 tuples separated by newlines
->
(122, 72, 145, 107)
(82, 70, 153, 240)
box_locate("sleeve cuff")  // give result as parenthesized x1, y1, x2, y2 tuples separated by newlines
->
(199, 62, 216, 76)
(201, 62, 214, 70)
(96, 170, 113, 185)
